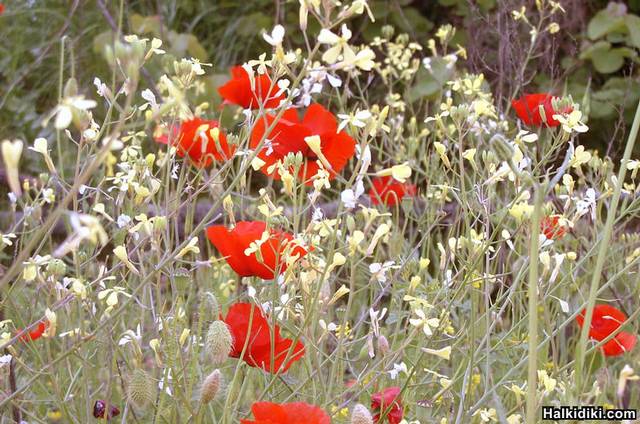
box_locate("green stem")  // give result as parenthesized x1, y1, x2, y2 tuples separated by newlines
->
(526, 186, 543, 424)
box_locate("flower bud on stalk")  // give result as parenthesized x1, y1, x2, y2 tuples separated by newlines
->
(351, 404, 374, 424)
(127, 369, 155, 409)
(206, 320, 233, 364)
(200, 369, 223, 404)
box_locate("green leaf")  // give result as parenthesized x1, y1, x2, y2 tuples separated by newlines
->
(391, 7, 433, 36)
(579, 41, 611, 60)
(625, 14, 640, 48)
(168, 31, 209, 62)
(408, 58, 452, 102)
(589, 78, 640, 119)
(587, 9, 626, 40)
(187, 35, 209, 62)
(581, 42, 634, 74)
(130, 14, 161, 36)
(590, 99, 617, 119)
(591, 48, 627, 73)
(92, 30, 114, 56)
(235, 12, 272, 37)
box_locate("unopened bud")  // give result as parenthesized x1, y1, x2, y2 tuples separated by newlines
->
(46, 259, 67, 278)
(1, 139, 23, 196)
(351, 403, 374, 424)
(381, 25, 395, 39)
(299, 1, 308, 31)
(205, 321, 233, 364)
(200, 369, 222, 404)
(377, 335, 390, 356)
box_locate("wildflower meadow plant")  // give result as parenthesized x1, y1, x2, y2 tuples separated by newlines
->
(1, 1, 640, 423)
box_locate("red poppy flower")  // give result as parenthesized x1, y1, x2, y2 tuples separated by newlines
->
(156, 118, 234, 167)
(218, 66, 284, 110)
(240, 401, 330, 424)
(250, 104, 356, 183)
(512, 93, 572, 127)
(18, 320, 48, 342)
(371, 386, 403, 424)
(576, 305, 637, 357)
(206, 221, 308, 280)
(369, 176, 417, 206)
(0, 4, 4, 15)
(223, 303, 305, 373)
(540, 215, 566, 240)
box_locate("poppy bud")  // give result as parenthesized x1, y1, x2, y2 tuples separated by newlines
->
(127, 369, 155, 409)
(200, 369, 223, 404)
(377, 334, 390, 356)
(206, 320, 233, 364)
(351, 403, 374, 424)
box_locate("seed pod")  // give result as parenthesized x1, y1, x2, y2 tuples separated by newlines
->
(200, 369, 222, 404)
(205, 320, 233, 364)
(351, 404, 373, 424)
(127, 369, 155, 409)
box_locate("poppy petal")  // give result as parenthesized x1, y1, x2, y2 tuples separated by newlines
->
(241, 401, 330, 424)
(372, 386, 404, 424)
(576, 305, 628, 341)
(223, 302, 305, 373)
(218, 66, 284, 110)
(206, 225, 254, 277)
(302, 103, 338, 136)
(601, 331, 637, 356)
(369, 176, 417, 206)
(224, 303, 271, 359)
(512, 93, 570, 128)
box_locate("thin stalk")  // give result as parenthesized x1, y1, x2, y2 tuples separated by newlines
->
(56, 36, 66, 180)
(526, 186, 543, 424)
